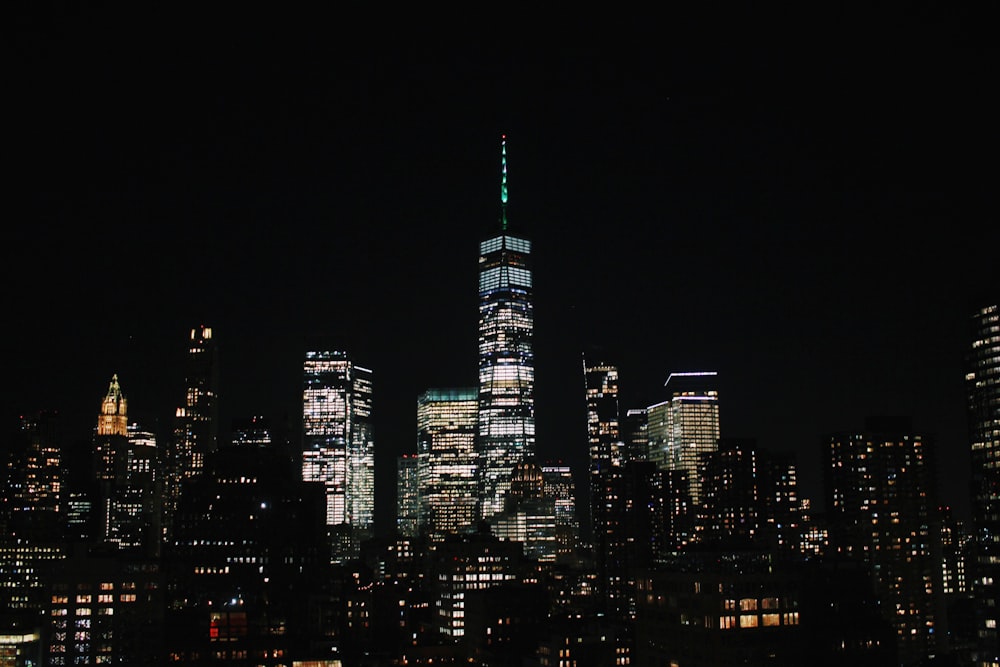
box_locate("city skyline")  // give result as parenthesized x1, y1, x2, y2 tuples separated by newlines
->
(7, 7, 999, 535)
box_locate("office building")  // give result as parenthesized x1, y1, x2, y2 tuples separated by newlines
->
(540, 463, 580, 561)
(477, 135, 536, 520)
(966, 300, 999, 666)
(164, 325, 219, 540)
(92, 376, 160, 554)
(622, 408, 648, 464)
(416, 387, 478, 540)
(397, 453, 419, 538)
(302, 350, 375, 560)
(491, 459, 558, 563)
(646, 371, 720, 507)
(171, 325, 219, 479)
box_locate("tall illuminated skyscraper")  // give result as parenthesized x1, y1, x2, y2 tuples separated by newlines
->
(396, 453, 419, 538)
(477, 135, 535, 520)
(966, 300, 999, 666)
(646, 371, 720, 507)
(93, 376, 159, 553)
(417, 388, 479, 540)
(302, 350, 374, 560)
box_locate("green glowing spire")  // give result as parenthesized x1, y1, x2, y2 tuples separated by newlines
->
(500, 134, 508, 231)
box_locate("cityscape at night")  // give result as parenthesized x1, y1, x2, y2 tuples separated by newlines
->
(5, 6, 999, 666)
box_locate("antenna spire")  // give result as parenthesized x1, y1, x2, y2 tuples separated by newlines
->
(500, 134, 508, 231)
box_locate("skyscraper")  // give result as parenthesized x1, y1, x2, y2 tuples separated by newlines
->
(93, 376, 159, 553)
(396, 453, 419, 538)
(172, 325, 220, 479)
(164, 325, 219, 540)
(966, 300, 999, 666)
(302, 350, 375, 560)
(646, 371, 720, 507)
(477, 135, 535, 520)
(416, 387, 478, 540)
(824, 416, 939, 665)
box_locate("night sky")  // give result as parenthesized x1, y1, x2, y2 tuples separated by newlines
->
(7, 6, 998, 533)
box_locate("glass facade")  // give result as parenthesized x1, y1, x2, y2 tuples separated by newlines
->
(417, 388, 478, 540)
(646, 372, 720, 506)
(302, 350, 374, 558)
(396, 453, 419, 537)
(477, 137, 535, 520)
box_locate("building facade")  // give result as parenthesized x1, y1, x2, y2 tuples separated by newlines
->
(966, 300, 999, 666)
(477, 136, 536, 520)
(823, 416, 940, 665)
(646, 371, 720, 508)
(164, 325, 220, 541)
(92, 376, 160, 554)
(416, 388, 478, 540)
(302, 350, 375, 560)
(396, 453, 419, 538)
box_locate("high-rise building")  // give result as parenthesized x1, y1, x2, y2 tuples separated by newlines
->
(92, 376, 160, 553)
(622, 408, 649, 464)
(646, 371, 720, 508)
(172, 325, 219, 479)
(164, 445, 329, 662)
(540, 462, 580, 562)
(2, 410, 63, 541)
(477, 135, 535, 520)
(164, 325, 219, 540)
(416, 387, 478, 540)
(583, 355, 623, 537)
(0, 411, 67, 614)
(966, 300, 999, 666)
(699, 438, 801, 556)
(396, 453, 419, 538)
(824, 416, 940, 666)
(302, 350, 375, 560)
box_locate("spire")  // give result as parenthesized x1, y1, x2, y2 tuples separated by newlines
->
(500, 134, 508, 231)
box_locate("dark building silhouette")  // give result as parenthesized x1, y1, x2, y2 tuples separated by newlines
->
(163, 445, 333, 663)
(823, 416, 941, 665)
(164, 325, 220, 542)
(699, 438, 802, 557)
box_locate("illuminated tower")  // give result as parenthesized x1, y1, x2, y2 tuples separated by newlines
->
(417, 388, 479, 540)
(477, 135, 535, 520)
(396, 453, 419, 538)
(93, 376, 159, 553)
(966, 300, 999, 665)
(646, 371, 720, 507)
(302, 350, 374, 561)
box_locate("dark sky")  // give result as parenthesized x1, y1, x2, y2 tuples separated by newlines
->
(7, 6, 998, 532)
